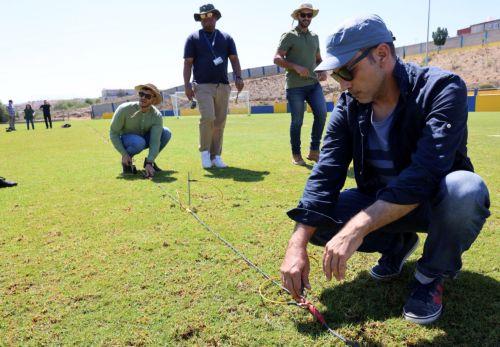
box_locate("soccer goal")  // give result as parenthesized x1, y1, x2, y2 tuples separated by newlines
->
(170, 90, 250, 117)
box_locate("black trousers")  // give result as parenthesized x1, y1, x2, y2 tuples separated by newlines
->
(44, 115, 52, 128)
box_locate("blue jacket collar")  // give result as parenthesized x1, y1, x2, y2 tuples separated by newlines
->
(393, 58, 410, 102)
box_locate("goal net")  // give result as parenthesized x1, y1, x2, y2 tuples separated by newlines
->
(170, 90, 250, 117)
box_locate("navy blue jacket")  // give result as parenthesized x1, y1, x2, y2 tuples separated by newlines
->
(288, 59, 473, 227)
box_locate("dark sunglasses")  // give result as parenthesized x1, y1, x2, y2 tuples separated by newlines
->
(199, 12, 214, 19)
(330, 45, 378, 82)
(138, 91, 153, 100)
(299, 12, 313, 19)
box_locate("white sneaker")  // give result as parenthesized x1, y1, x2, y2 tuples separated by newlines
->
(212, 156, 227, 168)
(201, 151, 212, 168)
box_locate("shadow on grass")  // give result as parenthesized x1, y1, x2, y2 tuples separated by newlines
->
(116, 170, 178, 183)
(295, 261, 499, 345)
(204, 167, 270, 182)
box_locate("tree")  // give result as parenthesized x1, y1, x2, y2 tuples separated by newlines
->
(0, 101, 8, 123)
(432, 27, 448, 53)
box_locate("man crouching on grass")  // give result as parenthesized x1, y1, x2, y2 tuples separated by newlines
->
(110, 84, 172, 178)
(280, 15, 490, 325)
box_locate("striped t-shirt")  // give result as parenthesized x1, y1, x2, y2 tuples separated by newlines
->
(366, 110, 398, 185)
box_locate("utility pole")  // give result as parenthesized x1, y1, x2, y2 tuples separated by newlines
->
(425, 0, 431, 65)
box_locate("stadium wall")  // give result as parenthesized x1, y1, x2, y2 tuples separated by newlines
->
(91, 90, 500, 118)
(475, 94, 500, 112)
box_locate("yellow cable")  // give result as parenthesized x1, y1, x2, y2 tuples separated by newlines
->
(258, 278, 295, 305)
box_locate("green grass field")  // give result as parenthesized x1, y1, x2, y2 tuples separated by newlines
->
(1, 113, 498, 346)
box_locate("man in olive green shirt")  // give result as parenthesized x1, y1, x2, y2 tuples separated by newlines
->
(110, 84, 172, 177)
(274, 3, 328, 166)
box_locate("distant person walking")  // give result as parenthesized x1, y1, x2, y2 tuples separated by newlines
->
(39, 100, 52, 129)
(6, 100, 16, 131)
(183, 3, 244, 169)
(23, 104, 35, 130)
(274, 3, 328, 166)
(109, 84, 172, 178)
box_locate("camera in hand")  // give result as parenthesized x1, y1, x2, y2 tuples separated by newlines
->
(190, 100, 197, 109)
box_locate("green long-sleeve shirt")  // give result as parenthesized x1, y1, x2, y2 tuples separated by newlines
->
(109, 102, 163, 161)
(24, 108, 35, 120)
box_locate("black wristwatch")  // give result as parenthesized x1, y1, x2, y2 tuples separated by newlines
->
(235, 76, 242, 81)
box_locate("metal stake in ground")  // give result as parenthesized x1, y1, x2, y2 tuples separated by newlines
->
(188, 171, 192, 207)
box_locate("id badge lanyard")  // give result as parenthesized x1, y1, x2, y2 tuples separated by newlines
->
(203, 30, 219, 60)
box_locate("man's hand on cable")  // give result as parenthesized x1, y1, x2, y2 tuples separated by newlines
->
(322, 226, 364, 282)
(280, 223, 316, 302)
(280, 244, 310, 302)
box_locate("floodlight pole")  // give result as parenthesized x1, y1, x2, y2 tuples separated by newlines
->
(425, 0, 431, 66)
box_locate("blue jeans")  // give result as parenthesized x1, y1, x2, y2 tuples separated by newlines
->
(121, 127, 172, 157)
(310, 171, 490, 279)
(286, 83, 327, 154)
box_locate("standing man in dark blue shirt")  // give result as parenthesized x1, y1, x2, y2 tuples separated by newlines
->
(280, 15, 490, 325)
(183, 4, 244, 169)
(39, 100, 53, 129)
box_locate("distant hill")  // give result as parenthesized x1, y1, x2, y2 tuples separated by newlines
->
(235, 43, 500, 104)
(404, 43, 500, 89)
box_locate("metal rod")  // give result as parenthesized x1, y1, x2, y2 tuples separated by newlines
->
(188, 171, 191, 207)
(425, 0, 431, 66)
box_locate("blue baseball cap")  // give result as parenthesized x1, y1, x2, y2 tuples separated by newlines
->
(315, 14, 395, 72)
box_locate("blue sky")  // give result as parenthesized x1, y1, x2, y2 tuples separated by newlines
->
(1, 0, 498, 103)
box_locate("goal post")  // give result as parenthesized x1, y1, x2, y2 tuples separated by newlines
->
(170, 90, 250, 117)
(170, 92, 191, 118)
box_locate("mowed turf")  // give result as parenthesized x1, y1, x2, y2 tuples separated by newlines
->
(0, 112, 498, 346)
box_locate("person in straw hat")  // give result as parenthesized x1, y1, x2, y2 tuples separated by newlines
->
(274, 3, 328, 166)
(109, 83, 172, 178)
(183, 4, 244, 169)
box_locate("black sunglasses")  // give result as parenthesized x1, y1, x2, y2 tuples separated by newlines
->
(299, 12, 313, 19)
(138, 91, 153, 100)
(330, 45, 378, 82)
